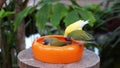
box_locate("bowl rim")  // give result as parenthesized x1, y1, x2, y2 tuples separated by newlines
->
(33, 35, 82, 47)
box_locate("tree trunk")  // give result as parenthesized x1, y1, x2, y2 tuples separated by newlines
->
(0, 20, 12, 68)
(0, 0, 5, 8)
(14, 0, 25, 53)
(15, 20, 25, 53)
(0, 1, 12, 68)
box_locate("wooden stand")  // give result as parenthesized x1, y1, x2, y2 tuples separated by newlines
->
(18, 48, 100, 68)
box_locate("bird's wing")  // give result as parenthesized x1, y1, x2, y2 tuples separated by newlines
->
(67, 30, 93, 41)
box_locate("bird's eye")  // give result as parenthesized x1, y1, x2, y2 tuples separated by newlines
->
(42, 41, 48, 45)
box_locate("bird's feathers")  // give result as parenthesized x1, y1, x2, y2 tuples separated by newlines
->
(64, 20, 88, 37)
(67, 30, 93, 41)
(43, 37, 71, 46)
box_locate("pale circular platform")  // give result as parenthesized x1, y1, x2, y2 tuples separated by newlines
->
(18, 48, 100, 68)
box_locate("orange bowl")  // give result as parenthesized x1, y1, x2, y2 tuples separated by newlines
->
(32, 35, 84, 64)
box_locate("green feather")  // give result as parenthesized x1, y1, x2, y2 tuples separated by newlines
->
(67, 30, 93, 41)
(43, 37, 70, 46)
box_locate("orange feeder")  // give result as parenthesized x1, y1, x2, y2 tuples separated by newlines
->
(32, 35, 84, 64)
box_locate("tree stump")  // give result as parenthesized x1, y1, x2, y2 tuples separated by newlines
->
(18, 48, 100, 68)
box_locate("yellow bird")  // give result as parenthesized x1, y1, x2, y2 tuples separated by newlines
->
(64, 20, 88, 37)
(64, 20, 97, 44)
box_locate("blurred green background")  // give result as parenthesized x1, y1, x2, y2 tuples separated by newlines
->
(0, 0, 120, 68)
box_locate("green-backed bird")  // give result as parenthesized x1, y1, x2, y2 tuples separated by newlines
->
(64, 20, 88, 37)
(43, 37, 71, 46)
(64, 20, 97, 45)
(66, 30, 96, 44)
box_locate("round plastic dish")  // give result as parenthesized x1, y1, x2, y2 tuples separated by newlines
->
(32, 35, 84, 64)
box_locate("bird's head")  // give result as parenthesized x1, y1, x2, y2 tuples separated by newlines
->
(42, 38, 51, 45)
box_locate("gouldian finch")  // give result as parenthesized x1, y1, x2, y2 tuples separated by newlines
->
(43, 37, 71, 46)
(64, 20, 96, 44)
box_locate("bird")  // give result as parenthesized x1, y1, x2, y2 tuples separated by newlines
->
(42, 37, 71, 46)
(64, 20, 97, 45)
(67, 30, 97, 45)
(64, 20, 88, 37)
(67, 30, 93, 41)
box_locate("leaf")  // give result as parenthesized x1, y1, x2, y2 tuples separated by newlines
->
(0, 9, 14, 18)
(83, 4, 100, 11)
(64, 10, 80, 26)
(35, 4, 51, 32)
(3, 12, 15, 17)
(77, 8, 96, 27)
(70, 0, 80, 7)
(43, 0, 59, 3)
(13, 7, 33, 31)
(0, 9, 5, 18)
(50, 3, 68, 26)
(112, 38, 120, 48)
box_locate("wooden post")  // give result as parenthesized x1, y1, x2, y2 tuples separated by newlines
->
(18, 48, 100, 68)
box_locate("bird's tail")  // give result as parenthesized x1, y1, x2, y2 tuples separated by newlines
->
(76, 40, 98, 45)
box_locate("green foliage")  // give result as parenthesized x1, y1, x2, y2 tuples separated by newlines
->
(34, 0, 96, 34)
(0, 9, 14, 18)
(51, 3, 68, 27)
(83, 1, 120, 68)
(70, 0, 80, 7)
(8, 0, 96, 35)
(35, 4, 52, 32)
(13, 7, 33, 31)
(100, 27, 120, 68)
(77, 8, 96, 27)
(42, 0, 59, 3)
(0, 8, 16, 68)
(64, 10, 80, 26)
